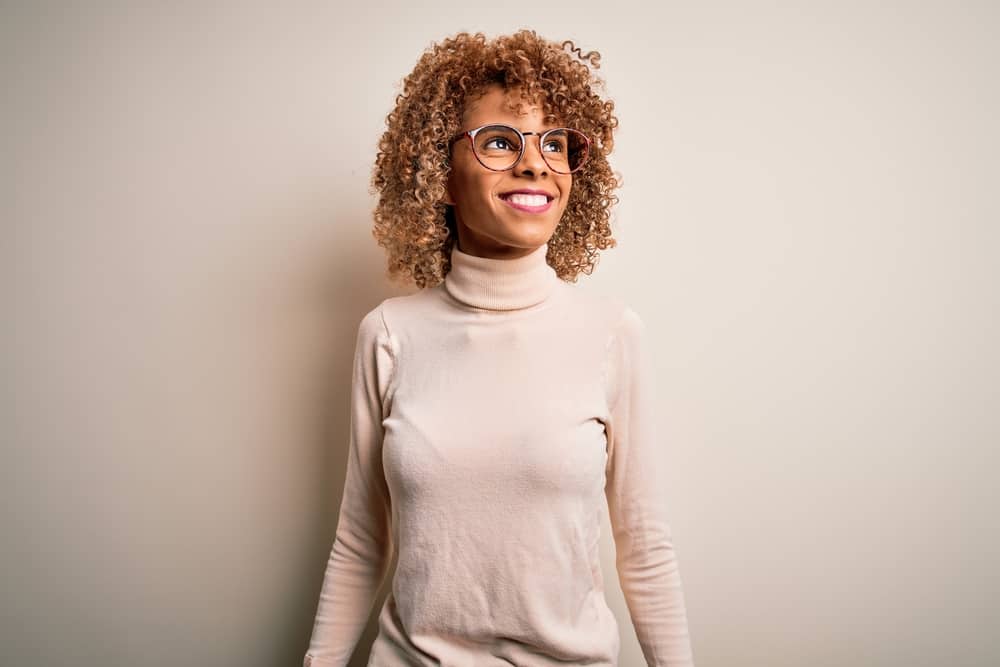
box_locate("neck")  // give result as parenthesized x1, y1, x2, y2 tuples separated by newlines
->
(443, 242, 560, 311)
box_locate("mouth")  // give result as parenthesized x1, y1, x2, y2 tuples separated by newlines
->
(497, 189, 556, 214)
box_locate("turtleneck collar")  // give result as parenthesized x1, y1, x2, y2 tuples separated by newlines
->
(443, 241, 560, 311)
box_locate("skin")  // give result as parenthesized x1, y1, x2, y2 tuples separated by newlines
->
(444, 84, 572, 260)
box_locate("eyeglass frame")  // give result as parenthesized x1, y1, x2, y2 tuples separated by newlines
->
(447, 123, 592, 174)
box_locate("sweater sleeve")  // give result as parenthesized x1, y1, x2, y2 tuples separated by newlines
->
(304, 304, 395, 667)
(604, 307, 695, 667)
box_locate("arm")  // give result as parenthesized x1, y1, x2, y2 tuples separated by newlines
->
(304, 305, 395, 667)
(604, 307, 695, 666)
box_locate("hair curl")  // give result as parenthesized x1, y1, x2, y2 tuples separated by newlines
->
(371, 30, 621, 288)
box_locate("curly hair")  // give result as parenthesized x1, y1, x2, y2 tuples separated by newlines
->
(371, 30, 621, 288)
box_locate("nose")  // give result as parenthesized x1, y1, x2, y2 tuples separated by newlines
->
(513, 134, 549, 177)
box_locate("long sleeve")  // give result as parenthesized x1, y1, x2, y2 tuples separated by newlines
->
(604, 307, 695, 666)
(304, 305, 396, 667)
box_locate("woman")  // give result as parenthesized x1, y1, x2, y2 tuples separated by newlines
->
(304, 30, 695, 666)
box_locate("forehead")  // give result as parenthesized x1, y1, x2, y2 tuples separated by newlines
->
(461, 84, 555, 128)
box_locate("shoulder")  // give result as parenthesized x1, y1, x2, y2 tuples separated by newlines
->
(357, 300, 390, 340)
(595, 294, 653, 391)
(567, 286, 647, 349)
(354, 290, 446, 361)
(361, 288, 443, 333)
(553, 284, 651, 391)
(612, 303, 648, 346)
(557, 282, 642, 332)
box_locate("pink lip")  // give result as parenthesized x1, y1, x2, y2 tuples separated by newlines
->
(498, 189, 556, 214)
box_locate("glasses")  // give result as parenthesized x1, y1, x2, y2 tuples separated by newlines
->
(448, 124, 591, 174)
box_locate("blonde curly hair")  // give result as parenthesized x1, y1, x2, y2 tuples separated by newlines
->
(371, 29, 621, 288)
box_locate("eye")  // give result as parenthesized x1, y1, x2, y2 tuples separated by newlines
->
(485, 137, 514, 151)
(542, 133, 568, 153)
(475, 126, 522, 154)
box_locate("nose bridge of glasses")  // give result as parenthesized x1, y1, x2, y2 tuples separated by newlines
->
(518, 130, 548, 168)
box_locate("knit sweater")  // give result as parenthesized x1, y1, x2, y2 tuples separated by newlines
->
(304, 241, 694, 666)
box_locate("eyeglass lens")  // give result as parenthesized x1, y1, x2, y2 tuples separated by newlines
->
(471, 125, 588, 173)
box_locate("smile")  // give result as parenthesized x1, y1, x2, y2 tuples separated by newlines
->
(498, 192, 554, 213)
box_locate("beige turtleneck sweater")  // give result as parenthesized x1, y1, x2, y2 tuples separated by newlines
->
(304, 242, 694, 666)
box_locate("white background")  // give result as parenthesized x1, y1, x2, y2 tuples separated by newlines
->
(4, 1, 997, 665)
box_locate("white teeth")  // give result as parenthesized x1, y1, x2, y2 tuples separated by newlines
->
(505, 193, 549, 206)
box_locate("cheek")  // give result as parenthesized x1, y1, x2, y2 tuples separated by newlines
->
(448, 171, 489, 201)
(453, 174, 500, 207)
(559, 177, 573, 206)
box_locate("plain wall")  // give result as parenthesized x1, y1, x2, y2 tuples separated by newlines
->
(4, 1, 997, 666)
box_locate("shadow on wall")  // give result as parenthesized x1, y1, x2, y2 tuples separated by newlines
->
(296, 213, 415, 666)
